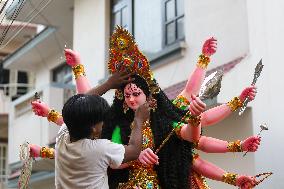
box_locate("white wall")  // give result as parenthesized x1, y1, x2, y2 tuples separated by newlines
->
(154, 0, 249, 90)
(201, 109, 255, 188)
(245, 0, 284, 188)
(0, 91, 10, 113)
(73, 0, 111, 87)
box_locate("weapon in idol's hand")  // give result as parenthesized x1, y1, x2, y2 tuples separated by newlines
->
(239, 59, 263, 115)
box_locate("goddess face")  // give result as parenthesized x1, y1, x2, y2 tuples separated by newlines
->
(124, 83, 147, 111)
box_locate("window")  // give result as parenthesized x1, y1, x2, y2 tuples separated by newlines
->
(111, 0, 185, 63)
(111, 0, 133, 33)
(52, 63, 74, 103)
(163, 0, 185, 46)
(52, 63, 72, 84)
(0, 143, 7, 183)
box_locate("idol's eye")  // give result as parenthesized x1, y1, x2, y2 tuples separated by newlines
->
(133, 92, 141, 97)
(124, 93, 130, 98)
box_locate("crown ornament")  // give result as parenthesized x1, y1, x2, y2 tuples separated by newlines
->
(108, 26, 160, 96)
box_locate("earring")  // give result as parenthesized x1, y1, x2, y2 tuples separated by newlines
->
(147, 96, 157, 112)
(123, 101, 129, 114)
(115, 89, 124, 100)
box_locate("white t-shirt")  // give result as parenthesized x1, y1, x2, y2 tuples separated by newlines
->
(55, 125, 125, 189)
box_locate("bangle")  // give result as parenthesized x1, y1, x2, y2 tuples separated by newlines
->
(72, 64, 86, 79)
(192, 153, 199, 163)
(192, 139, 200, 149)
(197, 54, 210, 69)
(188, 115, 201, 127)
(227, 140, 243, 152)
(175, 125, 182, 139)
(40, 147, 55, 159)
(227, 97, 243, 111)
(47, 109, 61, 123)
(222, 172, 238, 186)
(173, 95, 190, 110)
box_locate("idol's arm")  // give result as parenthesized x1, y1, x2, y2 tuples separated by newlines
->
(179, 37, 217, 101)
(196, 135, 261, 153)
(192, 156, 256, 188)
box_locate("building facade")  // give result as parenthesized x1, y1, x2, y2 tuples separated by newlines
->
(1, 0, 283, 188)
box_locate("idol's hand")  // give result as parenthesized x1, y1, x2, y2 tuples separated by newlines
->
(64, 49, 81, 67)
(242, 136, 261, 152)
(189, 94, 206, 116)
(239, 86, 257, 103)
(202, 37, 217, 57)
(31, 100, 50, 117)
(236, 175, 257, 189)
(29, 144, 41, 158)
(138, 148, 159, 166)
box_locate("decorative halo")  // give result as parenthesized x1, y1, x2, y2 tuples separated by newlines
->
(108, 26, 160, 96)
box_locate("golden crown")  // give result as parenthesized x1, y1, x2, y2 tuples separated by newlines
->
(108, 26, 160, 95)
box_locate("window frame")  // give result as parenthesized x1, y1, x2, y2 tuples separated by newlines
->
(110, 0, 186, 67)
(51, 62, 72, 84)
(111, 0, 133, 34)
(162, 0, 185, 47)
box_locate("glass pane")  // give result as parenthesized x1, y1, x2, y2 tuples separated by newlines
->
(3, 147, 5, 157)
(177, 17, 184, 39)
(113, 11, 121, 28)
(2, 159, 5, 170)
(177, 0, 184, 16)
(121, 6, 128, 28)
(134, 0, 163, 55)
(166, 22, 176, 45)
(0, 147, 2, 158)
(113, 0, 123, 4)
(166, 0, 175, 21)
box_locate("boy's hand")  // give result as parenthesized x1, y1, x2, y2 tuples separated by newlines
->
(106, 71, 134, 89)
(135, 103, 150, 123)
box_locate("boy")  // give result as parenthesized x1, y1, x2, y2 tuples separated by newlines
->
(30, 94, 149, 189)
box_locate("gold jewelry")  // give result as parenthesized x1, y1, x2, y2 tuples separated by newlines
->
(72, 64, 86, 79)
(192, 139, 200, 149)
(192, 153, 199, 163)
(197, 54, 210, 69)
(175, 125, 182, 139)
(172, 95, 190, 110)
(227, 97, 243, 111)
(227, 140, 243, 152)
(147, 96, 157, 112)
(188, 115, 201, 127)
(123, 101, 129, 114)
(40, 147, 55, 159)
(47, 109, 61, 123)
(115, 89, 124, 100)
(222, 172, 238, 186)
